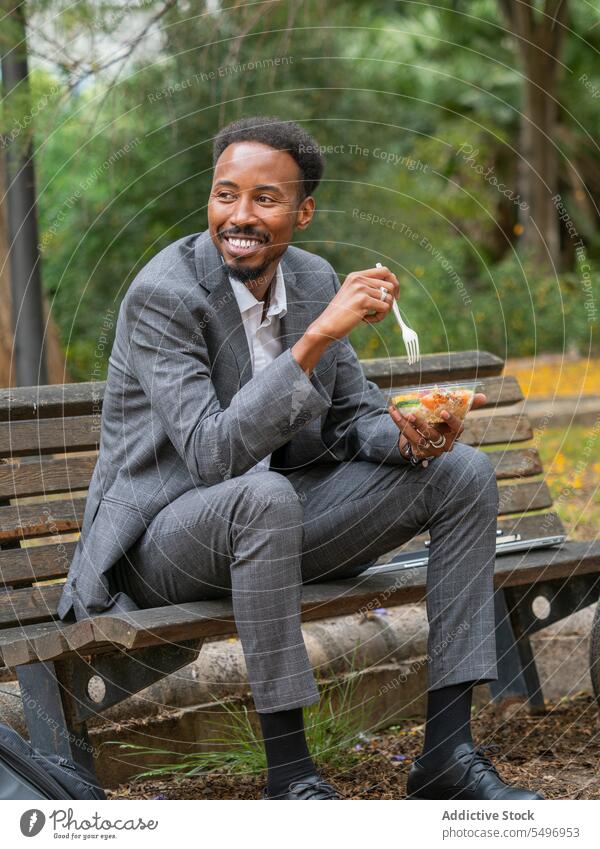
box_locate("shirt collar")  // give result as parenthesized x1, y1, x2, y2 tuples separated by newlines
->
(228, 262, 287, 319)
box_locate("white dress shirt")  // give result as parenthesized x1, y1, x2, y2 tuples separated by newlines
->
(228, 263, 287, 474)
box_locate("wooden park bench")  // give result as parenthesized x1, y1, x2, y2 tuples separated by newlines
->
(1, 349, 600, 791)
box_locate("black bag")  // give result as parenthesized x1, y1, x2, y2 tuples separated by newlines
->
(0, 723, 105, 800)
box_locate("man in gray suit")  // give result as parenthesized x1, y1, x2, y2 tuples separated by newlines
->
(57, 116, 541, 801)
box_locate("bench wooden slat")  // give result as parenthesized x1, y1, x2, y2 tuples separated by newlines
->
(497, 479, 552, 513)
(0, 511, 563, 589)
(0, 585, 64, 628)
(0, 541, 78, 587)
(2, 539, 597, 667)
(0, 499, 84, 542)
(0, 477, 551, 545)
(0, 619, 96, 667)
(362, 350, 504, 387)
(0, 455, 97, 499)
(486, 447, 542, 479)
(0, 352, 506, 422)
(462, 413, 532, 445)
(0, 409, 533, 460)
(502, 510, 564, 537)
(0, 383, 104, 423)
(0, 444, 539, 503)
(0, 417, 100, 458)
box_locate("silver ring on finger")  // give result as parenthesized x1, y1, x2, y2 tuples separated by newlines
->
(417, 436, 431, 451)
(429, 432, 446, 449)
(380, 286, 388, 301)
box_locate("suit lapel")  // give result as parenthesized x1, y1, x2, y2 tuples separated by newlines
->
(278, 257, 311, 352)
(194, 232, 311, 387)
(194, 232, 252, 386)
(213, 277, 254, 387)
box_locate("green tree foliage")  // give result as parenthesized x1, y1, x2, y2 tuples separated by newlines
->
(13, 0, 598, 379)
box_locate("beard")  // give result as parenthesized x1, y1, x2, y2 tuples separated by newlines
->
(222, 256, 273, 285)
(216, 224, 275, 285)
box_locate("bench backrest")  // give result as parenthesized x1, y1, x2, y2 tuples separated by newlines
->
(0, 350, 563, 634)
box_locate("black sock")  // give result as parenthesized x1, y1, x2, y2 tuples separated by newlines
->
(419, 680, 475, 769)
(258, 707, 317, 797)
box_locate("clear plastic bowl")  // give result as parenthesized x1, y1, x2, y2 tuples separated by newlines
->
(390, 380, 479, 425)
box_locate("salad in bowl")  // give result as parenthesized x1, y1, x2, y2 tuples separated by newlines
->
(390, 381, 478, 426)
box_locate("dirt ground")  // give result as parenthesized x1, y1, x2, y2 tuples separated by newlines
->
(107, 691, 600, 801)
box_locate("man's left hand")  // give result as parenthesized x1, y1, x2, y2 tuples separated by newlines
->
(387, 393, 487, 461)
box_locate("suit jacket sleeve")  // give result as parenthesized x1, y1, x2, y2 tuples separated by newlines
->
(124, 282, 332, 486)
(320, 265, 412, 466)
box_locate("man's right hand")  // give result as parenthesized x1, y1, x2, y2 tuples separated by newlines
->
(311, 265, 400, 342)
(291, 265, 400, 376)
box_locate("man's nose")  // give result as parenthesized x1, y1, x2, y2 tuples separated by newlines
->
(228, 194, 259, 227)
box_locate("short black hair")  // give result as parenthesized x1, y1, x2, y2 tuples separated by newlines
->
(212, 115, 324, 200)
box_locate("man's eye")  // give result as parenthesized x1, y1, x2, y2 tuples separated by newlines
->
(216, 191, 235, 200)
(257, 195, 276, 203)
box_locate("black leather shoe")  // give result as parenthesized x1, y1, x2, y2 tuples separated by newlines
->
(263, 773, 343, 799)
(406, 743, 544, 800)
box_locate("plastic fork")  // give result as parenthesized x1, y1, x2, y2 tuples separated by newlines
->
(376, 262, 420, 365)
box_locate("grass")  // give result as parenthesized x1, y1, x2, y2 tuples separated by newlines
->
(108, 666, 368, 781)
(536, 424, 600, 541)
(504, 355, 600, 399)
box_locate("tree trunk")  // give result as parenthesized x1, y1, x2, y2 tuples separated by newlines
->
(0, 156, 71, 388)
(500, 0, 568, 269)
(0, 166, 15, 390)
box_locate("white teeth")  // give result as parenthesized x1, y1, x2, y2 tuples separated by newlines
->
(228, 237, 261, 248)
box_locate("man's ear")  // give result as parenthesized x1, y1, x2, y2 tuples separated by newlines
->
(295, 195, 315, 230)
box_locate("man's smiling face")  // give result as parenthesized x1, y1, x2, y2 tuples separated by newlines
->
(208, 141, 314, 286)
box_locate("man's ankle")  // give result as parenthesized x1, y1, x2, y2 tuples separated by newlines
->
(419, 680, 476, 770)
(266, 763, 318, 798)
(259, 707, 317, 797)
(417, 734, 474, 770)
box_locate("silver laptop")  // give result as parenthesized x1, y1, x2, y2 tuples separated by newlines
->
(363, 529, 567, 575)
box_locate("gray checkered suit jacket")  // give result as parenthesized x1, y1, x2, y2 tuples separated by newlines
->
(57, 230, 410, 621)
